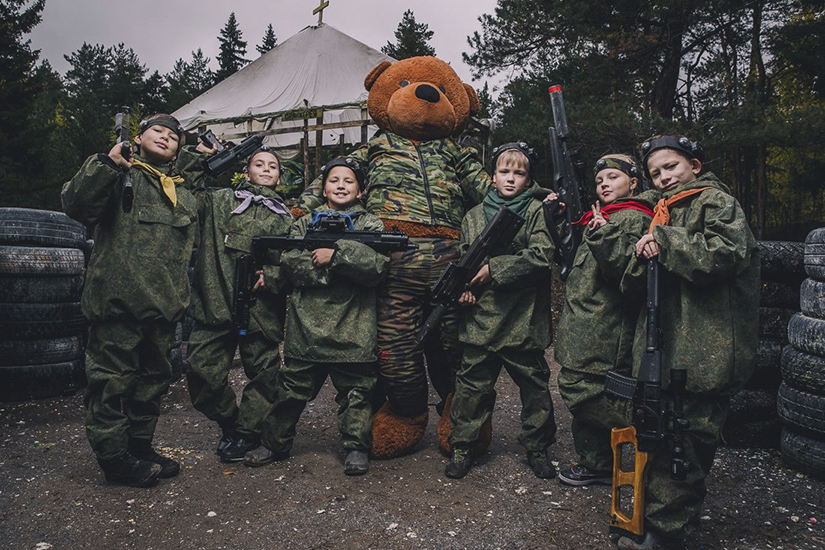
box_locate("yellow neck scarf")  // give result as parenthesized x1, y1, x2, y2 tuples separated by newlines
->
(649, 187, 711, 232)
(131, 159, 184, 207)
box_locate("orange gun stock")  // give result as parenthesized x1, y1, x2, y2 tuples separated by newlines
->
(610, 426, 650, 537)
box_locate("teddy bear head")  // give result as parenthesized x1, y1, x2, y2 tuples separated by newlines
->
(364, 56, 480, 142)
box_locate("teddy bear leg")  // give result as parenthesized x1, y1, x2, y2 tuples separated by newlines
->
(437, 392, 493, 456)
(371, 401, 429, 459)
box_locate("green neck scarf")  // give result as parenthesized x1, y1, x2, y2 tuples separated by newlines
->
(483, 188, 534, 223)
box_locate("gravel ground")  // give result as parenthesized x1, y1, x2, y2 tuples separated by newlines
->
(1, 348, 824, 550)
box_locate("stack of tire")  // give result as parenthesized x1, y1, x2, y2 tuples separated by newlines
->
(723, 240, 805, 448)
(778, 227, 825, 480)
(0, 208, 89, 402)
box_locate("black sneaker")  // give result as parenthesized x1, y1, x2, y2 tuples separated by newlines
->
(220, 436, 260, 463)
(344, 450, 369, 476)
(558, 463, 612, 486)
(527, 450, 557, 479)
(216, 434, 235, 456)
(98, 454, 161, 488)
(243, 445, 290, 467)
(445, 447, 472, 479)
(129, 440, 180, 478)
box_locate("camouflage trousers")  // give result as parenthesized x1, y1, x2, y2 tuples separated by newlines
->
(450, 345, 557, 452)
(84, 319, 176, 461)
(376, 237, 462, 417)
(644, 392, 729, 539)
(259, 359, 377, 453)
(186, 322, 282, 438)
(558, 368, 632, 471)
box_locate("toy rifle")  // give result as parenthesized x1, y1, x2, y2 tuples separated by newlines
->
(115, 107, 133, 213)
(232, 214, 417, 336)
(545, 85, 588, 281)
(604, 258, 690, 541)
(200, 130, 265, 177)
(414, 206, 525, 347)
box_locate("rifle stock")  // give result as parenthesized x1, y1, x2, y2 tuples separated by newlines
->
(607, 258, 690, 540)
(415, 206, 525, 347)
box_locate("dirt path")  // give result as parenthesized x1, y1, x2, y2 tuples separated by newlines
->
(1, 349, 823, 550)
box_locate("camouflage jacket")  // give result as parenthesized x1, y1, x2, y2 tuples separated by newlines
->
(294, 130, 491, 231)
(554, 192, 658, 377)
(61, 149, 206, 322)
(282, 205, 389, 362)
(631, 173, 760, 395)
(458, 193, 555, 352)
(190, 178, 293, 339)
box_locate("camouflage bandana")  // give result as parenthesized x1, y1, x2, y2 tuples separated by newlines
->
(593, 157, 637, 177)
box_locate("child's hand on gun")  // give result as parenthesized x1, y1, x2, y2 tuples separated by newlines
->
(636, 234, 660, 259)
(252, 270, 266, 291)
(312, 248, 335, 267)
(457, 289, 477, 305)
(108, 142, 132, 169)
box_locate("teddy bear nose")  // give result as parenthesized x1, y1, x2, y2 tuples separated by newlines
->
(414, 84, 441, 103)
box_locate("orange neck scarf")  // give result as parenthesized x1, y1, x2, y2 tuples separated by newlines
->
(649, 187, 711, 232)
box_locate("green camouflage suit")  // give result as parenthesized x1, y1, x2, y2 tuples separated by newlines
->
(630, 173, 760, 539)
(61, 147, 205, 461)
(295, 130, 491, 417)
(258, 205, 389, 454)
(555, 192, 657, 472)
(449, 195, 557, 453)
(185, 178, 293, 440)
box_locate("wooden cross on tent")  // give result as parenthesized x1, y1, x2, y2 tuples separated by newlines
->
(313, 0, 329, 24)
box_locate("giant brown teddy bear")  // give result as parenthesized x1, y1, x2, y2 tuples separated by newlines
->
(294, 56, 493, 458)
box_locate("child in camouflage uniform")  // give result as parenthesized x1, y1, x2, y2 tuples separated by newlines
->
(185, 147, 294, 463)
(554, 155, 656, 486)
(617, 136, 760, 550)
(245, 158, 389, 475)
(62, 114, 212, 487)
(445, 143, 558, 480)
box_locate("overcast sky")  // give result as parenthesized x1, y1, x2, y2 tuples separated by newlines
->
(26, 0, 501, 88)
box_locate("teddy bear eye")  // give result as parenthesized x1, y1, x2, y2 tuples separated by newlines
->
(399, 80, 409, 87)
(438, 85, 446, 93)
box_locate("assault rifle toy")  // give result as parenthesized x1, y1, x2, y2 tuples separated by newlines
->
(545, 85, 589, 281)
(604, 258, 690, 541)
(414, 206, 525, 347)
(115, 107, 133, 213)
(199, 130, 265, 177)
(232, 213, 417, 336)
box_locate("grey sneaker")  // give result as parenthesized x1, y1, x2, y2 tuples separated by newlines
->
(617, 531, 670, 550)
(558, 463, 611, 486)
(445, 447, 472, 479)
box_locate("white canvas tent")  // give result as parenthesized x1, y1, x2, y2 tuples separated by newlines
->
(172, 23, 392, 164)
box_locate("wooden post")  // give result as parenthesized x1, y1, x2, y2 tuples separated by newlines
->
(302, 114, 310, 186)
(361, 105, 369, 144)
(339, 133, 345, 155)
(315, 109, 323, 179)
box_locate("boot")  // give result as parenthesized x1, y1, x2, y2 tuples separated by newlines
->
(128, 439, 180, 478)
(98, 454, 161, 487)
(527, 449, 557, 479)
(445, 447, 472, 479)
(243, 445, 289, 467)
(344, 450, 369, 476)
(220, 436, 261, 463)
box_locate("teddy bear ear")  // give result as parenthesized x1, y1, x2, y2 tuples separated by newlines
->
(463, 83, 480, 116)
(365, 61, 392, 91)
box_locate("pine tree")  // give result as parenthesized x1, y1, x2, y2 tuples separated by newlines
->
(63, 43, 114, 160)
(216, 12, 249, 82)
(167, 48, 215, 110)
(257, 23, 278, 56)
(381, 10, 436, 60)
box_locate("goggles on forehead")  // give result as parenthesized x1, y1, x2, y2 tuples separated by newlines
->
(640, 135, 703, 169)
(594, 157, 640, 179)
(139, 118, 184, 138)
(321, 157, 366, 190)
(491, 141, 539, 175)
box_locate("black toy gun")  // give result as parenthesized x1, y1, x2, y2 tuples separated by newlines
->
(231, 214, 417, 336)
(115, 107, 133, 213)
(604, 258, 690, 540)
(200, 131, 264, 177)
(232, 253, 257, 336)
(546, 85, 588, 281)
(415, 206, 525, 347)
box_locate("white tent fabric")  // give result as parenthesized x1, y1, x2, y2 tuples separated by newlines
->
(172, 24, 392, 150)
